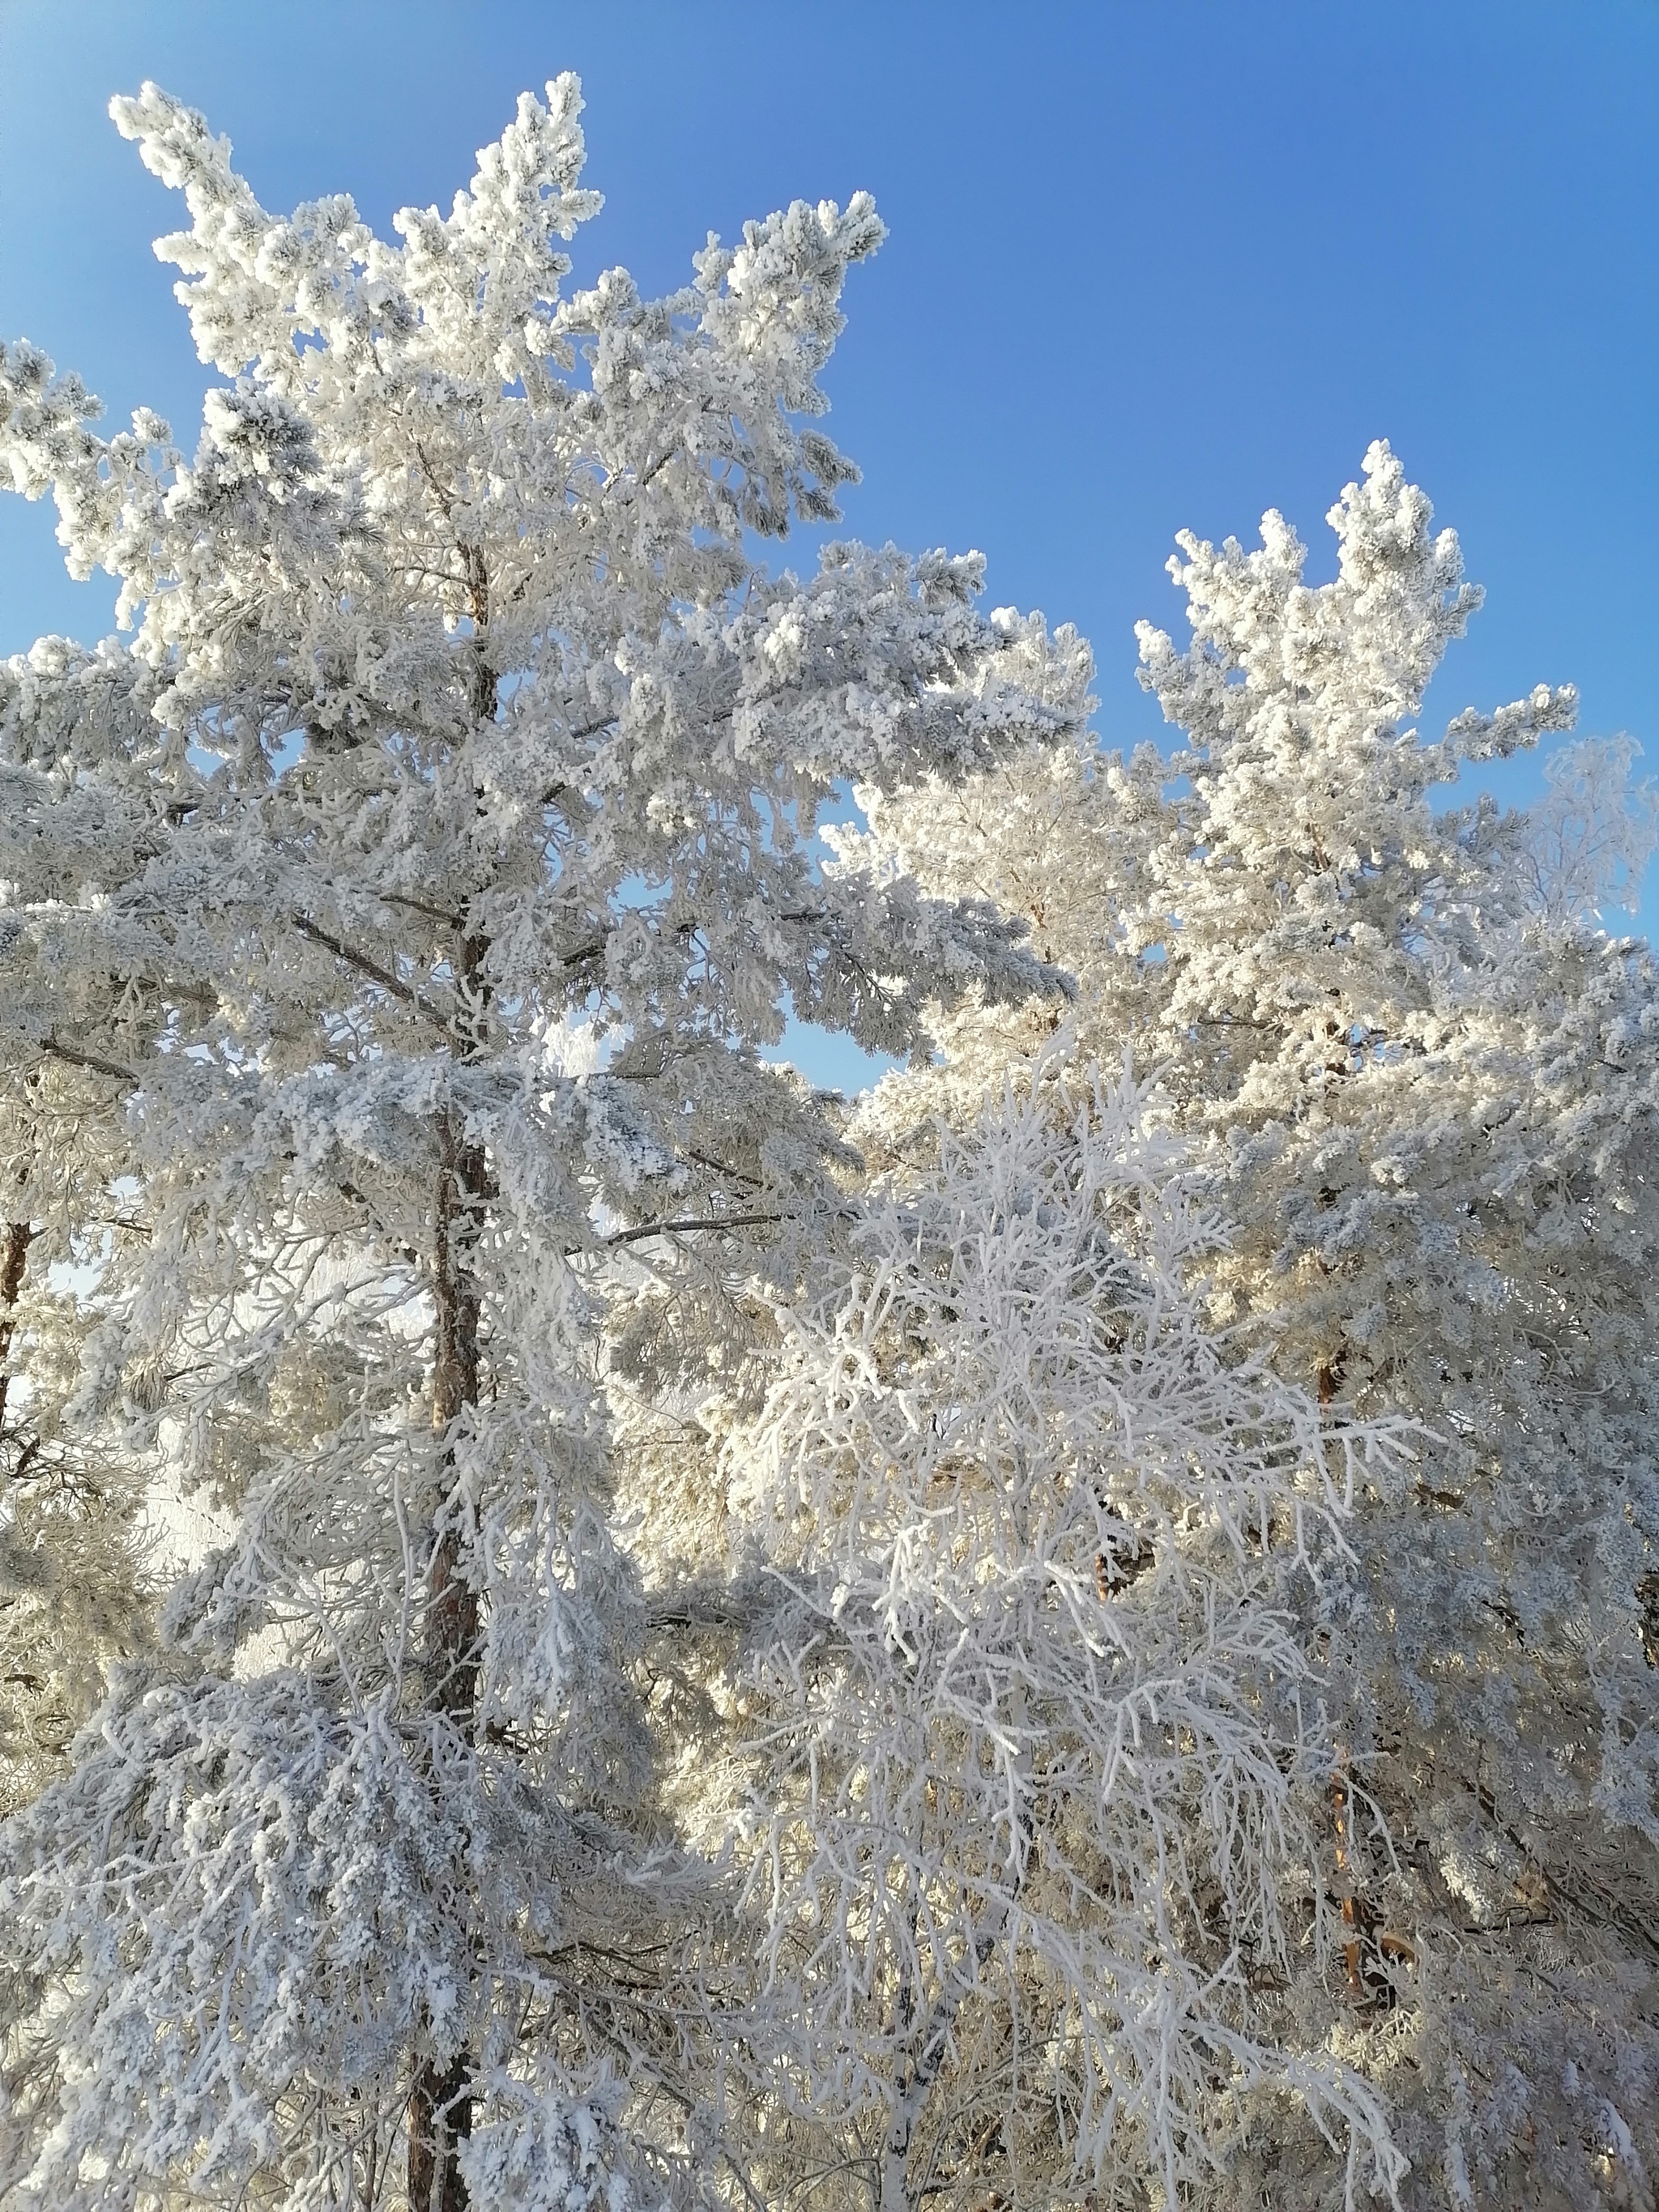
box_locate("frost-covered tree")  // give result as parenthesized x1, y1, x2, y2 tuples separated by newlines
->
(0, 638, 168, 1814)
(1516, 730, 1658, 926)
(843, 445, 1659, 2208)
(0, 1109, 155, 1817)
(715, 1058, 1409, 2212)
(0, 78, 1087, 2212)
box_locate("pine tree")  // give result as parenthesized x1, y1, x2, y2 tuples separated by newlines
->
(0, 78, 1085, 2211)
(843, 445, 1659, 2207)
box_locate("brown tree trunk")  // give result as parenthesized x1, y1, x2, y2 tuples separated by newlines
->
(425, 1110, 485, 1718)
(0, 1219, 34, 1437)
(407, 1101, 489, 2210)
(408, 540, 497, 2212)
(408, 2044, 473, 2212)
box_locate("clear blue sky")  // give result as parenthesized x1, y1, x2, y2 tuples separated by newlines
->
(2, 2, 1655, 1085)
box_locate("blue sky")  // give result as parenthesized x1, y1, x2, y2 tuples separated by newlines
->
(2, 1, 1655, 1086)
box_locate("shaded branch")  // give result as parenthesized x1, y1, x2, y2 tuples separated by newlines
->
(290, 914, 449, 1027)
(41, 1035, 137, 1086)
(599, 1210, 784, 1250)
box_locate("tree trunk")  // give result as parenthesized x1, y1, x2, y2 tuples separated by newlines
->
(409, 546, 497, 2212)
(408, 2041, 473, 2212)
(879, 2106, 917, 2212)
(425, 1110, 485, 1718)
(407, 1106, 488, 2212)
(0, 1219, 33, 1437)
